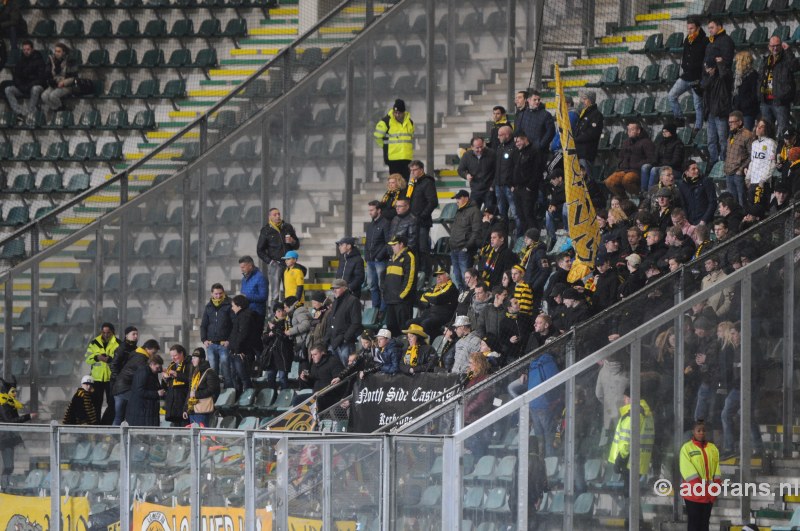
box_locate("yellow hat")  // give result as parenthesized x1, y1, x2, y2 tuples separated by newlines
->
(401, 323, 429, 340)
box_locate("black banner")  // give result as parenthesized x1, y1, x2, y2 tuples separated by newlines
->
(350, 373, 461, 433)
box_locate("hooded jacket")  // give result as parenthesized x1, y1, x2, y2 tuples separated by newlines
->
(286, 304, 312, 351)
(654, 133, 685, 170)
(449, 200, 483, 252)
(200, 296, 233, 343)
(336, 247, 366, 297)
(406, 172, 439, 228)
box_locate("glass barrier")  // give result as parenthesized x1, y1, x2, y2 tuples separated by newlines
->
(393, 436, 445, 529)
(0, 424, 51, 524)
(199, 431, 247, 519)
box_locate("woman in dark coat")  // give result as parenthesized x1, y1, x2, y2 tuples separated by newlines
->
(0, 378, 35, 489)
(163, 345, 192, 427)
(183, 348, 220, 427)
(260, 301, 294, 390)
(227, 294, 260, 394)
(398, 323, 439, 374)
(125, 354, 165, 427)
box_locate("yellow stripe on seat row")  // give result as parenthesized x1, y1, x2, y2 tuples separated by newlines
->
(572, 57, 618, 66)
(635, 12, 670, 21)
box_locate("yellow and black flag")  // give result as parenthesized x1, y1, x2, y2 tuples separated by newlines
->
(266, 395, 318, 431)
(554, 64, 601, 272)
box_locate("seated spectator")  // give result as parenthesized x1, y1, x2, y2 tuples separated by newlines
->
(767, 182, 792, 215)
(692, 223, 714, 260)
(671, 207, 697, 240)
(332, 331, 377, 384)
(473, 284, 504, 339)
(418, 268, 459, 338)
(399, 324, 438, 375)
(455, 268, 479, 317)
(591, 254, 621, 313)
(544, 171, 567, 245)
(618, 254, 646, 298)
(605, 122, 656, 199)
(643, 227, 668, 265)
(624, 227, 647, 257)
(478, 334, 503, 366)
(41, 43, 79, 117)
(645, 167, 682, 211)
(559, 288, 590, 333)
(519, 228, 550, 297)
(4, 40, 47, 122)
(367, 328, 401, 376)
(606, 207, 630, 243)
(644, 122, 685, 191)
(723, 111, 755, 206)
(510, 265, 534, 317)
(678, 161, 718, 226)
(653, 188, 674, 234)
(716, 195, 744, 233)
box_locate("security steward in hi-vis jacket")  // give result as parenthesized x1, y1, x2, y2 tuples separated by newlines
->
(374, 98, 415, 181)
(85, 322, 119, 424)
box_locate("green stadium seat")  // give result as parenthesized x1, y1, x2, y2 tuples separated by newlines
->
(676, 127, 692, 145)
(0, 142, 13, 159)
(119, 0, 143, 7)
(680, 93, 695, 115)
(101, 110, 129, 130)
(173, 143, 199, 161)
(142, 19, 167, 38)
(616, 96, 635, 117)
(166, 49, 191, 68)
(68, 141, 97, 161)
(87, 20, 113, 39)
(162, 78, 186, 98)
(60, 19, 85, 38)
(97, 141, 123, 161)
(91, 0, 116, 6)
(221, 18, 248, 38)
(31, 19, 56, 38)
(649, 96, 670, 117)
(791, 25, 800, 44)
(197, 19, 221, 38)
(746, 26, 768, 47)
(193, 48, 217, 68)
(748, 0, 769, 14)
(639, 63, 659, 84)
(664, 32, 684, 52)
(773, 25, 791, 42)
(587, 66, 618, 87)
(0, 239, 25, 261)
(64, 0, 88, 7)
(85, 49, 110, 67)
(730, 27, 747, 48)
(22, 110, 46, 129)
(0, 206, 30, 227)
(660, 63, 679, 85)
(632, 33, 663, 54)
(13, 141, 42, 161)
(635, 96, 655, 116)
(50, 109, 75, 128)
(169, 19, 194, 38)
(140, 49, 165, 68)
(774, 0, 800, 15)
(598, 98, 615, 117)
(74, 109, 101, 129)
(433, 202, 458, 224)
(4, 173, 35, 193)
(716, 0, 746, 16)
(105, 79, 133, 98)
(36, 173, 62, 193)
(620, 65, 639, 85)
(113, 49, 138, 67)
(132, 110, 156, 129)
(133, 79, 160, 98)
(43, 141, 70, 161)
(694, 128, 708, 150)
(209, 110, 236, 129)
(0, 109, 14, 128)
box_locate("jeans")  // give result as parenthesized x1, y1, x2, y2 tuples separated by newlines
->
(112, 391, 130, 426)
(189, 413, 211, 427)
(495, 185, 517, 220)
(760, 102, 791, 140)
(231, 353, 253, 393)
(668, 78, 703, 129)
(5, 85, 44, 116)
(332, 343, 354, 367)
(366, 260, 387, 310)
(545, 204, 568, 242)
(531, 407, 557, 457)
(265, 370, 288, 390)
(640, 164, 654, 193)
(40, 86, 72, 112)
(742, 115, 755, 131)
(693, 383, 717, 425)
(644, 165, 666, 192)
(267, 261, 284, 312)
(706, 116, 729, 164)
(205, 343, 231, 387)
(725, 174, 746, 206)
(450, 249, 473, 291)
(721, 388, 763, 453)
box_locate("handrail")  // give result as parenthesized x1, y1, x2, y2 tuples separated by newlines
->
(0, 0, 401, 257)
(380, 202, 799, 433)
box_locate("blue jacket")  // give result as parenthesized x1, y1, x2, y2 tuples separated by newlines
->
(241, 267, 268, 317)
(527, 353, 560, 410)
(374, 339, 402, 375)
(516, 103, 556, 152)
(678, 175, 718, 226)
(550, 110, 578, 152)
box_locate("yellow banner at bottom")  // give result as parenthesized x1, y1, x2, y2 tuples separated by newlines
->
(0, 493, 90, 530)
(133, 501, 356, 531)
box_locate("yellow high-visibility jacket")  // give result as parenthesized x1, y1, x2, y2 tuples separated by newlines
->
(373, 110, 414, 161)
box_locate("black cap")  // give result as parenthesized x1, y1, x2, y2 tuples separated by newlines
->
(662, 122, 678, 136)
(784, 127, 797, 139)
(192, 347, 206, 359)
(774, 182, 790, 194)
(311, 291, 327, 303)
(336, 236, 356, 246)
(393, 99, 406, 112)
(453, 190, 470, 199)
(561, 287, 580, 300)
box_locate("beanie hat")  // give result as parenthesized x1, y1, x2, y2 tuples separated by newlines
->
(393, 99, 406, 112)
(124, 326, 138, 336)
(662, 122, 678, 136)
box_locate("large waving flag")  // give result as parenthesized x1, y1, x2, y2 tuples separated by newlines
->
(554, 64, 601, 273)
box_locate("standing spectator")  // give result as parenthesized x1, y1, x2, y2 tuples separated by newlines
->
(285, 296, 311, 361)
(515, 90, 556, 158)
(418, 268, 459, 338)
(4, 40, 46, 122)
(747, 118, 777, 201)
(680, 420, 722, 530)
(389, 197, 418, 251)
(379, 174, 407, 221)
(200, 283, 233, 387)
(520, 228, 550, 297)
(449, 190, 483, 291)
(759, 36, 800, 140)
(335, 237, 365, 299)
(373, 99, 414, 180)
(487, 105, 512, 148)
(527, 346, 561, 457)
(723, 111, 755, 206)
(607, 388, 655, 495)
(109, 326, 138, 402)
(450, 316, 483, 374)
(494, 125, 518, 221)
(499, 298, 532, 362)
(324, 279, 362, 367)
(299, 344, 345, 411)
(183, 348, 220, 427)
(473, 284, 503, 338)
(644, 123, 685, 192)
(85, 322, 118, 425)
(591, 254, 621, 313)
(0, 378, 35, 490)
(573, 91, 604, 165)
(702, 58, 733, 165)
(678, 161, 718, 226)
(162, 345, 191, 427)
(365, 200, 391, 311)
(228, 295, 260, 394)
(604, 122, 656, 199)
(239, 255, 268, 319)
(511, 132, 542, 236)
(0, 0, 23, 50)
(62, 376, 97, 425)
(544, 171, 566, 245)
(406, 160, 439, 273)
(282, 251, 306, 303)
(112, 339, 160, 425)
(307, 292, 332, 352)
(479, 229, 517, 288)
(732, 51, 760, 130)
(550, 95, 579, 155)
(256, 208, 299, 311)
(383, 236, 417, 337)
(458, 137, 496, 210)
(514, 89, 529, 115)
(126, 354, 165, 427)
(704, 18, 735, 74)
(669, 17, 708, 132)
(40, 43, 78, 116)
(261, 301, 293, 391)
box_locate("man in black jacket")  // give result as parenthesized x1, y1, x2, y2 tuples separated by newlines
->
(324, 279, 362, 366)
(511, 132, 542, 237)
(256, 207, 300, 312)
(418, 268, 459, 338)
(300, 344, 345, 411)
(200, 283, 233, 386)
(479, 229, 517, 288)
(335, 237, 366, 298)
(759, 36, 800, 140)
(574, 91, 604, 164)
(406, 160, 438, 275)
(4, 40, 46, 121)
(669, 17, 708, 131)
(704, 18, 735, 74)
(389, 197, 418, 251)
(449, 190, 483, 291)
(515, 90, 556, 155)
(383, 235, 417, 337)
(365, 200, 390, 310)
(494, 125, 518, 221)
(458, 137, 496, 210)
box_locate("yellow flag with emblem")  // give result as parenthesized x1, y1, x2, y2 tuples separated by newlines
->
(554, 64, 601, 269)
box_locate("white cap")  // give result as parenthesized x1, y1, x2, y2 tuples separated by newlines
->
(626, 253, 642, 266)
(81, 375, 94, 385)
(376, 328, 392, 339)
(453, 315, 471, 327)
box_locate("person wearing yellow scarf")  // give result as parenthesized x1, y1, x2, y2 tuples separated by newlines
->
(398, 324, 437, 375)
(0, 380, 34, 489)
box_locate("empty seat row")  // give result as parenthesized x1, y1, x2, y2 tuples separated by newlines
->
(1, 107, 157, 132)
(30, 17, 247, 40)
(0, 204, 56, 227)
(2, 46, 217, 71)
(22, 0, 276, 10)
(0, 140, 123, 163)
(0, 172, 90, 195)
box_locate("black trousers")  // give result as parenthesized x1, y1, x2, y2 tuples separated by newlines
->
(513, 187, 537, 237)
(385, 301, 412, 338)
(387, 159, 411, 181)
(92, 381, 115, 425)
(684, 500, 713, 531)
